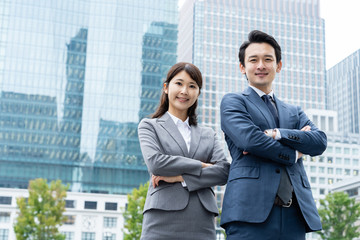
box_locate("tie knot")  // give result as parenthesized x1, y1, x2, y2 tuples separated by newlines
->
(262, 95, 272, 102)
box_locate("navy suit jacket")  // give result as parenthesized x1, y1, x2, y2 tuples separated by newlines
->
(220, 87, 327, 232)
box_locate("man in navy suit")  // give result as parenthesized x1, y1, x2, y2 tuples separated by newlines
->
(220, 30, 327, 239)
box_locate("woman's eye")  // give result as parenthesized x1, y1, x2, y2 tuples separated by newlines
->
(190, 85, 197, 89)
(175, 82, 182, 85)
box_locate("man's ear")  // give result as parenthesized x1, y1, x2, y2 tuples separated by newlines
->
(239, 63, 246, 74)
(276, 61, 282, 73)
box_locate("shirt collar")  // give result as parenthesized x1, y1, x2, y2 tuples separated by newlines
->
(249, 85, 274, 99)
(167, 111, 191, 129)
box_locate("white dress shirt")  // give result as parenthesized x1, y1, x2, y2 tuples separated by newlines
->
(167, 112, 192, 187)
(167, 111, 191, 152)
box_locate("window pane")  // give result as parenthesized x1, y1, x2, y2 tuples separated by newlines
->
(66, 200, 76, 208)
(0, 229, 9, 240)
(62, 232, 74, 240)
(0, 212, 10, 223)
(0, 197, 11, 205)
(105, 202, 117, 211)
(82, 232, 95, 240)
(84, 201, 97, 210)
(104, 217, 117, 228)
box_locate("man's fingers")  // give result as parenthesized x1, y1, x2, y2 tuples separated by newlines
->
(301, 125, 311, 131)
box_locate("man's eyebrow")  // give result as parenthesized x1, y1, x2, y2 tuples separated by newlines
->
(247, 55, 258, 59)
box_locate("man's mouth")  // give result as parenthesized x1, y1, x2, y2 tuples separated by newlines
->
(255, 73, 268, 76)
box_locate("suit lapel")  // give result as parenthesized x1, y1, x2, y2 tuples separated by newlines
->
(244, 87, 277, 128)
(158, 112, 188, 156)
(188, 124, 202, 158)
(273, 96, 290, 129)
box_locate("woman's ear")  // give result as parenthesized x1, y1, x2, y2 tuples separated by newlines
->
(163, 82, 168, 94)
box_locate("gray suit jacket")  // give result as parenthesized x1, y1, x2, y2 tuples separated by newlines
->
(138, 112, 230, 215)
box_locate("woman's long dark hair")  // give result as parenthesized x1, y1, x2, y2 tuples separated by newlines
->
(152, 62, 203, 126)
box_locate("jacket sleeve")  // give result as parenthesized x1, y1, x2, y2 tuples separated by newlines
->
(138, 119, 202, 176)
(220, 93, 296, 166)
(278, 107, 327, 156)
(182, 130, 230, 192)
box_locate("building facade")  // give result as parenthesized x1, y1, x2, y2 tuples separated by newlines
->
(305, 109, 360, 202)
(179, 0, 326, 136)
(0, 188, 127, 240)
(178, 1, 357, 239)
(327, 49, 360, 134)
(0, 0, 178, 194)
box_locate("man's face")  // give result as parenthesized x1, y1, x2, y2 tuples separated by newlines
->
(240, 43, 282, 94)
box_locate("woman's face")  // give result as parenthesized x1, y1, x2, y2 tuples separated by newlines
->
(164, 70, 200, 118)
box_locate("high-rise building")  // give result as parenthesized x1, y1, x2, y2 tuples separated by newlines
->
(0, 0, 178, 194)
(179, 1, 326, 238)
(179, 0, 326, 134)
(305, 109, 360, 200)
(327, 49, 360, 134)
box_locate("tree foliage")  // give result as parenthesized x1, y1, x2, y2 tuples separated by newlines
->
(14, 178, 69, 240)
(122, 182, 149, 240)
(318, 191, 360, 240)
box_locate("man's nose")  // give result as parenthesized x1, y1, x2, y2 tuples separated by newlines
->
(257, 60, 265, 69)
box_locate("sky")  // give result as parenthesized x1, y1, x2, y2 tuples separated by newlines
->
(320, 0, 360, 69)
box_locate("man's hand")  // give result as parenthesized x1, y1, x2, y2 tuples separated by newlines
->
(151, 175, 184, 187)
(297, 125, 311, 159)
(264, 129, 277, 139)
(301, 125, 311, 131)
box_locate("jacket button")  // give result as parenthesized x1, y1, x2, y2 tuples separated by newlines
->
(276, 168, 280, 173)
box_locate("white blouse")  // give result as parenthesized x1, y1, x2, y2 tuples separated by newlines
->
(167, 111, 191, 152)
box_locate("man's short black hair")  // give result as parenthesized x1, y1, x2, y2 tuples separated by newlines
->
(238, 30, 282, 66)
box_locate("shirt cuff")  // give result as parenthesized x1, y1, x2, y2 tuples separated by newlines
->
(181, 180, 187, 187)
(274, 128, 281, 140)
(295, 150, 299, 163)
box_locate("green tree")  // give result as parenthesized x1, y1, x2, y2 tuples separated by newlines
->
(123, 182, 149, 240)
(14, 178, 69, 240)
(216, 208, 226, 238)
(318, 191, 360, 240)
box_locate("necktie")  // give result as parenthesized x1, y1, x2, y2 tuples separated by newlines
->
(261, 95, 279, 127)
(262, 95, 293, 204)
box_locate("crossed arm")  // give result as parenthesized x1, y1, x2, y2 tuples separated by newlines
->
(220, 94, 327, 165)
(151, 161, 213, 188)
(138, 119, 229, 190)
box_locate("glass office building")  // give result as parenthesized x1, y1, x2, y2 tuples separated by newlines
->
(179, 1, 326, 238)
(0, 0, 178, 194)
(180, 0, 326, 134)
(327, 49, 360, 134)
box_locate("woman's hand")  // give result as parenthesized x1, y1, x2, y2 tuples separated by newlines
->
(152, 175, 184, 187)
(201, 162, 213, 168)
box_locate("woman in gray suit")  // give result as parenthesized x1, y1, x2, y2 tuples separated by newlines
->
(138, 62, 230, 240)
